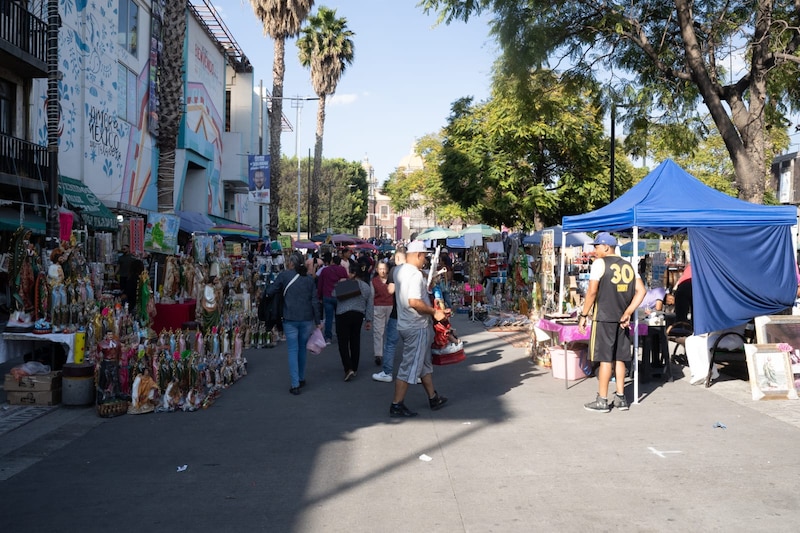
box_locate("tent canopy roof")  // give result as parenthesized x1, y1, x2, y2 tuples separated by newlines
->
(563, 159, 796, 234)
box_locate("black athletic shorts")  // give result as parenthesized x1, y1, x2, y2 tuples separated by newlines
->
(589, 320, 632, 363)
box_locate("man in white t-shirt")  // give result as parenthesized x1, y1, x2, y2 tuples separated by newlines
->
(389, 240, 448, 417)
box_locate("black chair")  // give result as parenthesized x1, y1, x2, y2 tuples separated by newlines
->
(704, 331, 747, 387)
(666, 320, 693, 371)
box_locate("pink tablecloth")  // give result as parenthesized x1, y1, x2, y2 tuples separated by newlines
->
(536, 318, 648, 344)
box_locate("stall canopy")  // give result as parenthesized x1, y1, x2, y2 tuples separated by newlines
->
(0, 207, 45, 233)
(58, 176, 117, 230)
(176, 210, 213, 233)
(562, 159, 797, 334)
(523, 225, 593, 247)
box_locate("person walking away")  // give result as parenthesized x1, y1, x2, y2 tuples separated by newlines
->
(373, 248, 405, 383)
(389, 241, 448, 417)
(578, 233, 645, 412)
(332, 261, 373, 381)
(266, 253, 320, 395)
(317, 252, 347, 344)
(371, 262, 393, 367)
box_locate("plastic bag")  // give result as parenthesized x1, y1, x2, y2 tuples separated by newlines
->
(306, 328, 327, 355)
(10, 361, 51, 380)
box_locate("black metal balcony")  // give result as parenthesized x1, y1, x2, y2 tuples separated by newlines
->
(0, 1, 48, 77)
(0, 134, 50, 187)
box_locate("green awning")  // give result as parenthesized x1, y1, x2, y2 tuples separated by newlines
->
(0, 207, 45, 234)
(58, 176, 117, 230)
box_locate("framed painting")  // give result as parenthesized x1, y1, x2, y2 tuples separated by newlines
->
(743, 344, 798, 401)
(753, 314, 800, 345)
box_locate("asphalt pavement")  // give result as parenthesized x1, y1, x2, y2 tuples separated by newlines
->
(1, 314, 799, 532)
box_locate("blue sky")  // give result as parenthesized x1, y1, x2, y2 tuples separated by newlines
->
(212, 0, 499, 184)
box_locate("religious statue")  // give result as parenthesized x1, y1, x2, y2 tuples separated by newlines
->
(128, 367, 159, 415)
(96, 331, 122, 404)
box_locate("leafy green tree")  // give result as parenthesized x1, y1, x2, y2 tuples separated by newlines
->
(249, 0, 315, 237)
(420, 0, 800, 204)
(277, 157, 367, 234)
(297, 6, 355, 234)
(438, 70, 638, 229)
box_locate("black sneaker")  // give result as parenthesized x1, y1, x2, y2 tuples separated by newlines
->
(584, 394, 610, 413)
(389, 402, 418, 418)
(612, 393, 629, 411)
(429, 391, 448, 411)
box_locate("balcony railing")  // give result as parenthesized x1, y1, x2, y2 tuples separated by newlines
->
(0, 1, 48, 64)
(0, 134, 50, 181)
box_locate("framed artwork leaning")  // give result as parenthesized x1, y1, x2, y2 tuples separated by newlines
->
(743, 344, 798, 401)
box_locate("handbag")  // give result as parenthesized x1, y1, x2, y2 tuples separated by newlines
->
(306, 328, 327, 355)
(334, 278, 361, 301)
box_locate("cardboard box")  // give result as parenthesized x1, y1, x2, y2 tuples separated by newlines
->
(4, 371, 62, 392)
(7, 389, 62, 406)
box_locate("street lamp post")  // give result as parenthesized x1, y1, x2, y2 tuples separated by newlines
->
(289, 96, 319, 242)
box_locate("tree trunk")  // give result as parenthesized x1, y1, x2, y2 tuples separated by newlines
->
(311, 95, 326, 236)
(268, 38, 286, 238)
(156, 0, 186, 213)
(675, 0, 766, 203)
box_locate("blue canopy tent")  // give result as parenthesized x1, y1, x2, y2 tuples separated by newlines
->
(562, 159, 796, 335)
(562, 160, 797, 403)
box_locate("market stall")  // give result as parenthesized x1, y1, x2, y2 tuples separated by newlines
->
(561, 159, 797, 403)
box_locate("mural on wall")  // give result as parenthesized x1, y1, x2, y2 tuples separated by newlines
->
(182, 82, 224, 217)
(33, 0, 157, 211)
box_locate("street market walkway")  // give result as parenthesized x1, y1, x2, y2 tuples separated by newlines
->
(1, 314, 799, 531)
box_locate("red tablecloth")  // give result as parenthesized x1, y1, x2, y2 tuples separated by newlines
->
(536, 318, 647, 344)
(153, 300, 196, 333)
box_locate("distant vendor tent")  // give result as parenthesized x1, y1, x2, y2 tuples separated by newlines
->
(415, 226, 459, 241)
(523, 225, 593, 248)
(207, 223, 260, 241)
(459, 224, 501, 238)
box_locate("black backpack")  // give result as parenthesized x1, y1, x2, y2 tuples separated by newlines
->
(258, 290, 282, 329)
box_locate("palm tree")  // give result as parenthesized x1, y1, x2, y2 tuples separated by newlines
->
(297, 7, 354, 235)
(156, 0, 187, 213)
(250, 0, 315, 238)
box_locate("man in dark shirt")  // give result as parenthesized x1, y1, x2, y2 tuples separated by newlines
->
(117, 245, 133, 290)
(317, 253, 348, 343)
(578, 233, 645, 412)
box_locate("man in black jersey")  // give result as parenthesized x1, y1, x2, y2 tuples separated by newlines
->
(578, 233, 645, 412)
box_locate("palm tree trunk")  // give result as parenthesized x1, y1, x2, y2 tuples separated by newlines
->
(156, 0, 186, 213)
(311, 95, 326, 235)
(268, 38, 286, 238)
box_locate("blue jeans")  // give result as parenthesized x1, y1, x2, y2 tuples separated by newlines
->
(382, 317, 399, 376)
(284, 320, 313, 388)
(323, 296, 338, 340)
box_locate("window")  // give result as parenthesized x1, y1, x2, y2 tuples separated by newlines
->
(117, 63, 137, 123)
(118, 0, 138, 56)
(380, 205, 389, 219)
(225, 90, 231, 132)
(0, 79, 13, 136)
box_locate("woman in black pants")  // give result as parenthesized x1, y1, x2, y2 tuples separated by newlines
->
(332, 261, 374, 381)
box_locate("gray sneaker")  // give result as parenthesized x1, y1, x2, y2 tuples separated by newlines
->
(584, 394, 610, 413)
(612, 393, 629, 411)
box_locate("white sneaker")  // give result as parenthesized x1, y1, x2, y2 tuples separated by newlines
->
(372, 371, 392, 383)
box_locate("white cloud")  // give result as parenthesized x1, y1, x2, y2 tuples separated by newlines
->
(328, 93, 360, 105)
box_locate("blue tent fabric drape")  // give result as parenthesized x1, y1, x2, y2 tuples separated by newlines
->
(690, 226, 797, 333)
(562, 159, 797, 335)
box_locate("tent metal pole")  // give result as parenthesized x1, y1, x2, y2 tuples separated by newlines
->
(633, 227, 640, 405)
